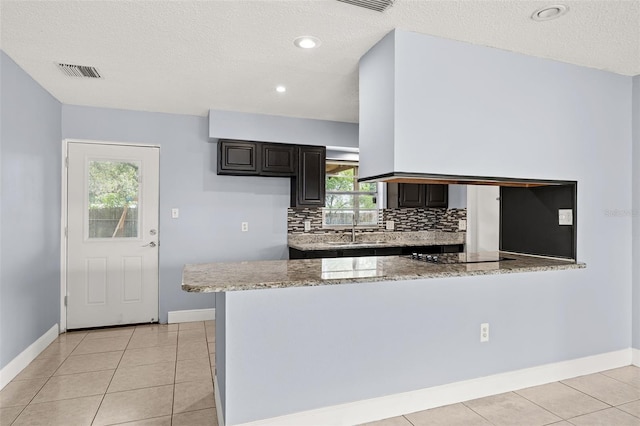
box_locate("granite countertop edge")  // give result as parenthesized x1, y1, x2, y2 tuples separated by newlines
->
(182, 261, 586, 293)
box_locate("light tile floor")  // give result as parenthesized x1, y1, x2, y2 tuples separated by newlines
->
(0, 321, 217, 426)
(1, 321, 639, 426)
(365, 366, 640, 426)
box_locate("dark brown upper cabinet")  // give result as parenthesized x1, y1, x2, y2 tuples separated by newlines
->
(217, 139, 326, 207)
(261, 143, 297, 177)
(291, 146, 326, 207)
(425, 184, 448, 208)
(217, 140, 259, 175)
(388, 183, 448, 208)
(398, 183, 425, 208)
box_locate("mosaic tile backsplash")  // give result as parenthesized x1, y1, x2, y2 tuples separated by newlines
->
(288, 208, 466, 234)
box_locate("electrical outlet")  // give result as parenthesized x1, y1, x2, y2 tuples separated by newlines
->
(171, 208, 179, 219)
(241, 222, 249, 232)
(458, 219, 467, 231)
(480, 323, 489, 342)
(558, 209, 573, 226)
(386, 220, 395, 231)
(304, 221, 311, 232)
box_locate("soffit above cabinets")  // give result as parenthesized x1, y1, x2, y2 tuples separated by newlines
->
(1, 1, 638, 123)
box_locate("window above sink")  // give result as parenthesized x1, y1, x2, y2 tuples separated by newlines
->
(323, 160, 380, 228)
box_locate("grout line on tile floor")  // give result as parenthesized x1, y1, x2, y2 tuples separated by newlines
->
(513, 384, 612, 422)
(171, 335, 179, 424)
(7, 405, 28, 426)
(89, 328, 131, 425)
(519, 382, 640, 425)
(9, 331, 89, 425)
(461, 399, 500, 426)
(598, 368, 640, 393)
(564, 406, 636, 424)
(617, 406, 640, 421)
(401, 414, 416, 425)
(558, 373, 631, 408)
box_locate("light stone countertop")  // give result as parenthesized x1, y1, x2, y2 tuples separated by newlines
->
(182, 253, 586, 293)
(287, 231, 465, 251)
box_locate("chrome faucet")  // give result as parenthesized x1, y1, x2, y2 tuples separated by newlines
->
(351, 211, 357, 242)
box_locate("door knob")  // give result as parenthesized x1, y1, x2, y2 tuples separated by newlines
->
(142, 242, 157, 248)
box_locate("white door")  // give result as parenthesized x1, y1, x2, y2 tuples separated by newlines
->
(66, 142, 159, 329)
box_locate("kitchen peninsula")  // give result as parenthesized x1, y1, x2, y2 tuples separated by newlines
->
(183, 254, 585, 425)
(183, 254, 584, 293)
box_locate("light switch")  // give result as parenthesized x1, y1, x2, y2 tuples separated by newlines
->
(386, 221, 394, 231)
(558, 209, 573, 226)
(171, 208, 179, 219)
(458, 219, 467, 231)
(304, 221, 311, 232)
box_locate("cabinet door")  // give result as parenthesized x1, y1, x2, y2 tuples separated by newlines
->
(261, 144, 297, 176)
(398, 184, 426, 207)
(217, 140, 259, 175)
(426, 184, 448, 207)
(292, 146, 326, 207)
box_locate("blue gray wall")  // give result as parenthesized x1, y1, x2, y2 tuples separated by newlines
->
(222, 31, 635, 424)
(225, 268, 595, 424)
(209, 109, 358, 147)
(362, 30, 633, 184)
(61, 106, 357, 323)
(0, 52, 62, 370)
(215, 293, 226, 420)
(633, 75, 640, 350)
(359, 29, 633, 346)
(358, 31, 396, 180)
(61, 107, 286, 322)
(448, 185, 467, 209)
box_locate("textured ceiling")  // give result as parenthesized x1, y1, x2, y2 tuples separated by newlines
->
(1, 0, 639, 123)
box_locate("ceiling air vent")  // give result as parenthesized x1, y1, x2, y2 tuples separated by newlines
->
(337, 0, 394, 12)
(57, 63, 102, 79)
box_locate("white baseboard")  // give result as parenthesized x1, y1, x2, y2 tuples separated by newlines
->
(0, 324, 59, 390)
(633, 348, 640, 366)
(167, 308, 215, 324)
(235, 349, 632, 426)
(215, 374, 225, 426)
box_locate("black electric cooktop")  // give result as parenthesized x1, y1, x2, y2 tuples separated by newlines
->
(407, 252, 514, 264)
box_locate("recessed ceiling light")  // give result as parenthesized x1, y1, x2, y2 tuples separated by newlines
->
(531, 4, 569, 21)
(293, 36, 321, 49)
(276, 85, 287, 93)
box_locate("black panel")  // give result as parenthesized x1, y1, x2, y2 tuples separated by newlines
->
(441, 244, 463, 253)
(261, 143, 297, 176)
(288, 244, 462, 259)
(217, 140, 259, 175)
(500, 184, 577, 259)
(289, 248, 338, 259)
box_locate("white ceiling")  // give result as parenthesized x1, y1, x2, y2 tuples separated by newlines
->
(1, 0, 639, 124)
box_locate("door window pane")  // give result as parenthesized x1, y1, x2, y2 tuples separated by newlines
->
(88, 160, 140, 238)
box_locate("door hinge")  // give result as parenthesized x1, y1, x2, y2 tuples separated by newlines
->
(64, 226, 67, 238)
(65, 157, 68, 168)
(64, 295, 67, 306)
